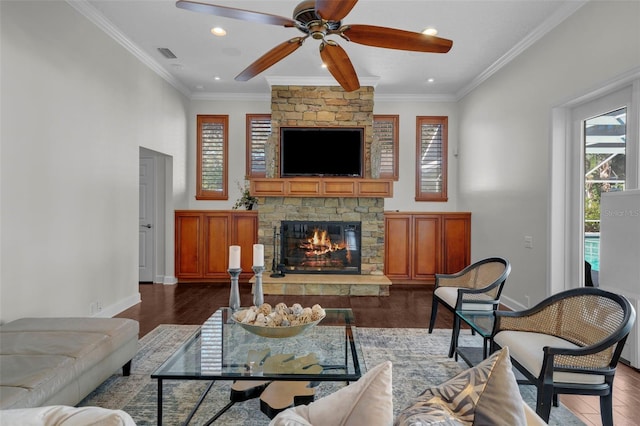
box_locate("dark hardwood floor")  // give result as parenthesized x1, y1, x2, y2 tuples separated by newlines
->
(117, 282, 640, 426)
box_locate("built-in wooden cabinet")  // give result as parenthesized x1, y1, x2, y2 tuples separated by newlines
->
(384, 212, 471, 284)
(175, 210, 258, 281)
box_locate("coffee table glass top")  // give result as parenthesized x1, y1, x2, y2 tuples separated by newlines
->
(151, 308, 363, 382)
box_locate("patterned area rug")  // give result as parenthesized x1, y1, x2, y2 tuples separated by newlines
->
(79, 325, 584, 425)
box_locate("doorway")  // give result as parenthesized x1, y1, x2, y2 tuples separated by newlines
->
(581, 106, 627, 286)
(139, 147, 172, 284)
(549, 76, 638, 295)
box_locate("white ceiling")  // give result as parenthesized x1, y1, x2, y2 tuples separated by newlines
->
(75, 0, 585, 100)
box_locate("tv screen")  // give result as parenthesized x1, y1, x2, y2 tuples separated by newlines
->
(280, 127, 364, 177)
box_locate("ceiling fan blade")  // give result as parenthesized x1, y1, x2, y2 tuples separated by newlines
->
(315, 0, 358, 21)
(176, 0, 297, 27)
(235, 37, 305, 82)
(319, 41, 360, 92)
(341, 24, 453, 53)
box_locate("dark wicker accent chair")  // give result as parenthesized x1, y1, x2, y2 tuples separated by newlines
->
(428, 257, 511, 358)
(492, 287, 636, 426)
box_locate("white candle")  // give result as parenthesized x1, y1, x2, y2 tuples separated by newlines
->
(253, 244, 264, 267)
(229, 245, 241, 269)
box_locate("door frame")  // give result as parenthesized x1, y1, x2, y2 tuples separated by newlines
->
(139, 147, 176, 284)
(549, 69, 640, 295)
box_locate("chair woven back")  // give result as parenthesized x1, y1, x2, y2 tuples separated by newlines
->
(500, 290, 634, 369)
(464, 261, 508, 297)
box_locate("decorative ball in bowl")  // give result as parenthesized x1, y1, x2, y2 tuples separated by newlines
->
(231, 303, 326, 338)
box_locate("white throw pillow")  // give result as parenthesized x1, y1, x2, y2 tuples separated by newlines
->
(269, 360, 393, 426)
(0, 405, 136, 426)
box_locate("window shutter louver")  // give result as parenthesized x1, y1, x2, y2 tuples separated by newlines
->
(373, 115, 399, 180)
(197, 115, 228, 200)
(247, 114, 271, 177)
(416, 117, 448, 201)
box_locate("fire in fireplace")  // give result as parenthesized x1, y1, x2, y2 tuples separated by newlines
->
(280, 221, 361, 274)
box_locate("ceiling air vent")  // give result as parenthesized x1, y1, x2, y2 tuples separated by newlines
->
(157, 47, 177, 59)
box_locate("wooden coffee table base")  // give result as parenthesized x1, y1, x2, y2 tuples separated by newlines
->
(259, 381, 315, 419)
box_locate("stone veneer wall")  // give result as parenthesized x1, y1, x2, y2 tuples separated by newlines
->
(257, 85, 385, 276)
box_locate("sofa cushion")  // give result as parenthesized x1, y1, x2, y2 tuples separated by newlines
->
(0, 405, 136, 426)
(394, 347, 527, 426)
(269, 360, 393, 426)
(493, 330, 605, 384)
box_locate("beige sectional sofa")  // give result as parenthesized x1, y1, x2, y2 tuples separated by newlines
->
(0, 317, 139, 410)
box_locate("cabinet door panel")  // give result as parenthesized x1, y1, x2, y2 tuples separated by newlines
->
(175, 213, 202, 278)
(204, 215, 230, 277)
(413, 216, 440, 280)
(384, 216, 412, 279)
(442, 215, 471, 274)
(232, 214, 258, 272)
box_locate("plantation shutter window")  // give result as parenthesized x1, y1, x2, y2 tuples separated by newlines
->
(416, 116, 448, 201)
(197, 115, 228, 200)
(373, 115, 399, 180)
(246, 114, 272, 178)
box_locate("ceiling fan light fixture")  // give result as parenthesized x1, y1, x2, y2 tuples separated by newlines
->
(422, 27, 438, 36)
(211, 27, 227, 36)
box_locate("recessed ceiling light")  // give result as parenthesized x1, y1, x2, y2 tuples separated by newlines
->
(211, 27, 227, 36)
(213, 76, 221, 81)
(427, 78, 435, 83)
(195, 85, 204, 90)
(422, 27, 438, 36)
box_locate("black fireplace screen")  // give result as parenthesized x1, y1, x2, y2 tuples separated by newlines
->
(280, 221, 361, 274)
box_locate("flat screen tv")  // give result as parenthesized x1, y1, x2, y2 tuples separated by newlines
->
(280, 127, 364, 177)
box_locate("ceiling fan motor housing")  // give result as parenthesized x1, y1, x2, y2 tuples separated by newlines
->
(293, 0, 341, 39)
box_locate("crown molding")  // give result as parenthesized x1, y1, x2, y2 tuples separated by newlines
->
(190, 92, 271, 102)
(266, 76, 380, 88)
(455, 0, 588, 101)
(66, 0, 192, 98)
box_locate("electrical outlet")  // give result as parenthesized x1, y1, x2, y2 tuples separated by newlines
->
(96, 301, 103, 312)
(89, 302, 97, 315)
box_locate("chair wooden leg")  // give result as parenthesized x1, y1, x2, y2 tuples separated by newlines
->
(600, 393, 614, 426)
(448, 315, 460, 358)
(428, 299, 438, 333)
(536, 385, 553, 423)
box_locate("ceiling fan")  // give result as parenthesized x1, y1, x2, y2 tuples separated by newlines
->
(175, 0, 453, 92)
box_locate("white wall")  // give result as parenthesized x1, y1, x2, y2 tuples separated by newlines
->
(188, 98, 271, 210)
(374, 99, 459, 212)
(457, 1, 640, 308)
(0, 1, 189, 323)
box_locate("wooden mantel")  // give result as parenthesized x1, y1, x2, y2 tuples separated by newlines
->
(250, 177, 394, 198)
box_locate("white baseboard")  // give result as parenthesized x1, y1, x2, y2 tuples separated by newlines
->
(93, 293, 141, 318)
(500, 295, 527, 312)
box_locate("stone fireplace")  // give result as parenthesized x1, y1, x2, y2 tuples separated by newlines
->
(251, 85, 390, 295)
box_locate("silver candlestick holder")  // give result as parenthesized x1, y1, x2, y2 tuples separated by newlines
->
(252, 265, 265, 306)
(227, 268, 242, 312)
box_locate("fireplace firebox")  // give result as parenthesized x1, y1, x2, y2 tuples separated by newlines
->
(280, 221, 361, 274)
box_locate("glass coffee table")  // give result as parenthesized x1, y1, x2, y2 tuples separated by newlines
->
(151, 308, 363, 425)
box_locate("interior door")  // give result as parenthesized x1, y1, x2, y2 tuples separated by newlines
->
(139, 157, 155, 282)
(572, 87, 630, 287)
